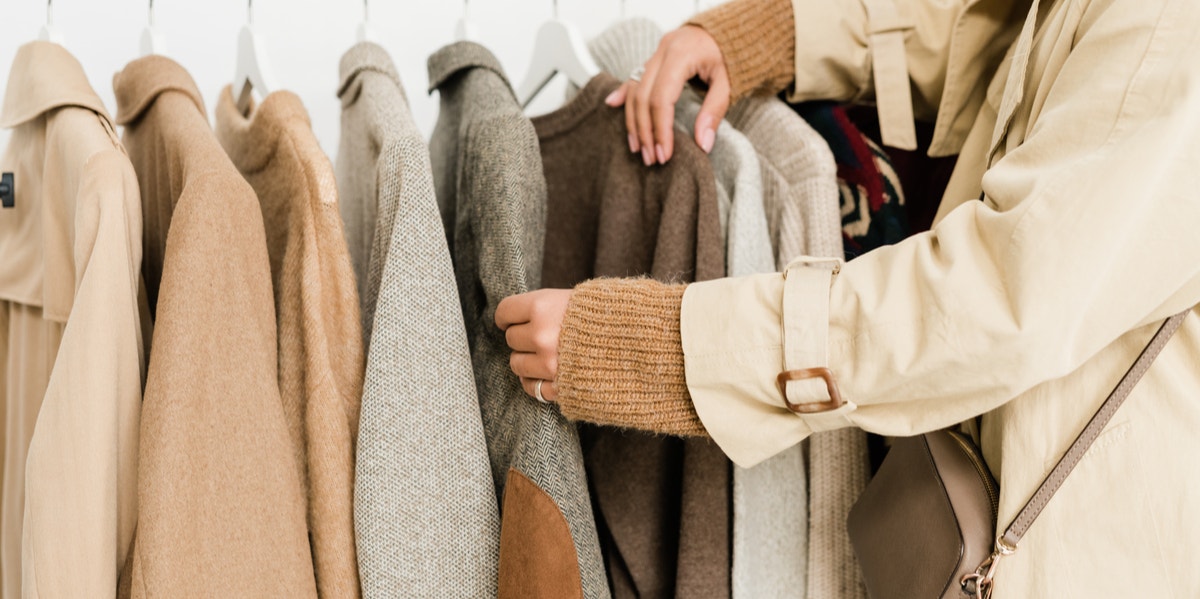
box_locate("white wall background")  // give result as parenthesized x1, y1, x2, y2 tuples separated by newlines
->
(0, 0, 716, 158)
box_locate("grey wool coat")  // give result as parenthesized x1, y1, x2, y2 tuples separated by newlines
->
(336, 42, 501, 598)
(426, 42, 609, 599)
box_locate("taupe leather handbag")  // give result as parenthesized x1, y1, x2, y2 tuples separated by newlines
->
(847, 310, 1189, 599)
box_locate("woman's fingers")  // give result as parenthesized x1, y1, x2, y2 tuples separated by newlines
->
(495, 293, 533, 331)
(510, 351, 557, 382)
(634, 53, 664, 165)
(612, 25, 728, 164)
(694, 64, 731, 154)
(496, 289, 573, 403)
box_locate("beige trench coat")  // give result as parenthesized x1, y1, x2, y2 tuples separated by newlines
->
(0, 42, 144, 599)
(681, 0, 1200, 596)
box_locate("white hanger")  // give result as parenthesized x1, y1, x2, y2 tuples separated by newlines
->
(233, 0, 277, 114)
(515, 0, 600, 108)
(356, 0, 376, 43)
(140, 0, 167, 56)
(454, 0, 479, 42)
(37, 0, 65, 44)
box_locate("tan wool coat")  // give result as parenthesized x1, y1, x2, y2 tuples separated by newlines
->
(113, 55, 317, 597)
(0, 41, 143, 599)
(215, 86, 365, 599)
(681, 0, 1200, 596)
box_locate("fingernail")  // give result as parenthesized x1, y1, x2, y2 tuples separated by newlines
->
(697, 113, 713, 132)
(605, 90, 621, 106)
(628, 133, 639, 154)
(700, 128, 716, 154)
(655, 144, 667, 164)
(641, 146, 654, 166)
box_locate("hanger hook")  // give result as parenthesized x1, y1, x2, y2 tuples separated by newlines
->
(46, 0, 53, 27)
(247, 0, 253, 26)
(362, 0, 368, 23)
(148, 0, 155, 27)
(553, 0, 558, 19)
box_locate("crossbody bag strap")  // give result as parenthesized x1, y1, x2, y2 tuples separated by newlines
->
(1001, 309, 1189, 547)
(968, 310, 1190, 599)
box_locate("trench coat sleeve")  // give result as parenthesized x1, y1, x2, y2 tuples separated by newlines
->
(21, 150, 143, 597)
(684, 0, 1200, 467)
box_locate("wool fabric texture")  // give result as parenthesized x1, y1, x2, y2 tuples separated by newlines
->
(336, 42, 500, 598)
(687, 0, 796, 103)
(427, 42, 608, 599)
(536, 72, 729, 599)
(557, 279, 700, 436)
(113, 55, 316, 597)
(0, 42, 143, 599)
(215, 85, 364, 599)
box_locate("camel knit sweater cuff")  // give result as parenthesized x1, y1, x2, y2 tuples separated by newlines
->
(555, 278, 707, 437)
(688, 0, 797, 104)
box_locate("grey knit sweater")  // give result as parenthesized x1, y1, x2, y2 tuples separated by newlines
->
(336, 42, 501, 598)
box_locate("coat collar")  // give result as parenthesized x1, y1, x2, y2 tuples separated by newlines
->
(337, 42, 406, 106)
(426, 41, 514, 98)
(215, 85, 312, 173)
(0, 41, 112, 129)
(112, 55, 208, 126)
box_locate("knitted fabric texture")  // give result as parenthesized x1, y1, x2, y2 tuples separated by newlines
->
(727, 96, 841, 271)
(557, 279, 703, 436)
(336, 42, 500, 598)
(114, 55, 317, 597)
(725, 93, 842, 599)
(215, 86, 365, 599)
(688, 0, 796, 103)
(427, 42, 608, 599)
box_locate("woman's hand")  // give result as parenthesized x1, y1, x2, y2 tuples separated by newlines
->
(495, 289, 574, 403)
(604, 25, 731, 166)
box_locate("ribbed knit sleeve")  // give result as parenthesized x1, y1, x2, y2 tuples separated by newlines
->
(688, 0, 797, 103)
(555, 278, 707, 437)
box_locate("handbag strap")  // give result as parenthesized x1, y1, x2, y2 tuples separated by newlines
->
(999, 309, 1190, 549)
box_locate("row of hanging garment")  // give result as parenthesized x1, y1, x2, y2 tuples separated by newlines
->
(0, 4, 952, 599)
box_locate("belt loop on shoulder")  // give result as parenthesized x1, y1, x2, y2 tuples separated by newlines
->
(862, 0, 918, 151)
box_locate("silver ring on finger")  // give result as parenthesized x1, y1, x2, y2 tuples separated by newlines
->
(629, 66, 645, 82)
(534, 379, 549, 404)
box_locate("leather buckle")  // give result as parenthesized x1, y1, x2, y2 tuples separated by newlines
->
(776, 367, 844, 414)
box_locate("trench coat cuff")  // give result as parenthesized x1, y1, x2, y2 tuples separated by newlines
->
(680, 261, 855, 468)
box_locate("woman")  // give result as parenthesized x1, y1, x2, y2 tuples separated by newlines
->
(497, 0, 1200, 595)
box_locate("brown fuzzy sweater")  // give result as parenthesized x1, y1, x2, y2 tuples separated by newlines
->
(553, 0, 796, 433)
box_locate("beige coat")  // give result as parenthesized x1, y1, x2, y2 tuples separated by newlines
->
(0, 42, 143, 599)
(215, 86, 364, 599)
(113, 56, 317, 597)
(682, 0, 1200, 596)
